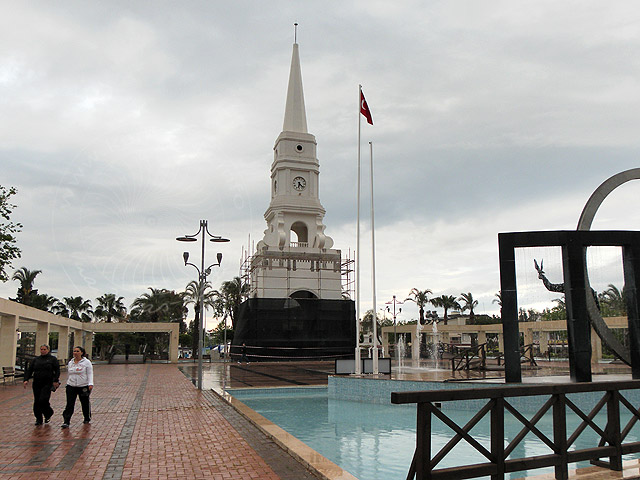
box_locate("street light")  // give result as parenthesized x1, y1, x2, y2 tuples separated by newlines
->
(385, 295, 403, 349)
(177, 219, 229, 390)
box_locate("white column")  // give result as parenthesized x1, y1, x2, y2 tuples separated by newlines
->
(82, 330, 94, 359)
(0, 315, 19, 368)
(169, 326, 179, 364)
(36, 322, 50, 350)
(539, 331, 549, 357)
(58, 326, 70, 363)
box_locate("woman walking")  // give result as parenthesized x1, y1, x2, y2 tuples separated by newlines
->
(23, 344, 60, 425)
(61, 346, 93, 428)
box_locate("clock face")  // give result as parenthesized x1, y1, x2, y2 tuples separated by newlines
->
(292, 176, 306, 191)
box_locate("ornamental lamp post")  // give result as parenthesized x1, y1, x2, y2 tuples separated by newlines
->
(177, 220, 229, 390)
(385, 295, 403, 352)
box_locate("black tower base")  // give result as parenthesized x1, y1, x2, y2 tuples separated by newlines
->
(231, 298, 356, 362)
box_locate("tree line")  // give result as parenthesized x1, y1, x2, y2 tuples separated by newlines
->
(364, 284, 628, 341)
(8, 265, 248, 357)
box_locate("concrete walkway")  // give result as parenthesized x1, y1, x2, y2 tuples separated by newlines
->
(0, 363, 318, 480)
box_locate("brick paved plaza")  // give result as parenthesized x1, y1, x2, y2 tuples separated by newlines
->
(0, 363, 318, 480)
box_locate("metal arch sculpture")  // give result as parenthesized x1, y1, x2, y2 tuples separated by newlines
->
(576, 168, 640, 366)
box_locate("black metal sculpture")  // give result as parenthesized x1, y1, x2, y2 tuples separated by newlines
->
(534, 258, 629, 365)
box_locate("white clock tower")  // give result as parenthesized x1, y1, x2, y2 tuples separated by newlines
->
(250, 41, 343, 300)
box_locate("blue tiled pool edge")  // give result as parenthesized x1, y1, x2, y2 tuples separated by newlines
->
(328, 375, 494, 405)
(328, 375, 640, 412)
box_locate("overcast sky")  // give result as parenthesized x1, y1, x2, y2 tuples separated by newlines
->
(1, 1, 639, 327)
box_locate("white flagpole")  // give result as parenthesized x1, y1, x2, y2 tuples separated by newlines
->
(355, 85, 362, 375)
(369, 141, 378, 375)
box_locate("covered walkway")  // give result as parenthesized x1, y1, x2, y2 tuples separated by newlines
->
(0, 298, 179, 368)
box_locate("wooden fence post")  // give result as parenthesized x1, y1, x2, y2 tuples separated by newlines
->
(491, 397, 505, 480)
(553, 393, 568, 480)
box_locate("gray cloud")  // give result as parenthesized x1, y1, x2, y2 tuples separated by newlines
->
(1, 1, 639, 323)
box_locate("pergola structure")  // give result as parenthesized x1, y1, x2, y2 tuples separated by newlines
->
(0, 297, 179, 368)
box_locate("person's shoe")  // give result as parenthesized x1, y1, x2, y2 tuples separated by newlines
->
(61, 423, 69, 428)
(34, 420, 43, 426)
(83, 420, 90, 424)
(44, 416, 51, 424)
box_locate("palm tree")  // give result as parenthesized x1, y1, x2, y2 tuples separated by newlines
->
(458, 292, 478, 322)
(217, 277, 249, 330)
(405, 288, 432, 325)
(11, 267, 42, 305)
(184, 280, 218, 359)
(493, 291, 502, 308)
(53, 296, 94, 322)
(130, 288, 186, 323)
(31, 294, 59, 312)
(599, 284, 626, 316)
(95, 293, 127, 322)
(130, 288, 187, 356)
(430, 295, 461, 325)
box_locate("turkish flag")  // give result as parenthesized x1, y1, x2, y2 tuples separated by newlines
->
(360, 90, 373, 125)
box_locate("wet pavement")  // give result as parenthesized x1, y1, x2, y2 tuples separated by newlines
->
(0, 363, 318, 480)
(2, 359, 637, 480)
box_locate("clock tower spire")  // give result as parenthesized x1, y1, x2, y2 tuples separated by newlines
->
(250, 39, 342, 300)
(260, 40, 333, 252)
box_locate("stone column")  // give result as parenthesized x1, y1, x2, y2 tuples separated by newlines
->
(0, 314, 19, 368)
(498, 333, 504, 355)
(58, 326, 70, 363)
(83, 330, 94, 359)
(523, 327, 533, 347)
(539, 331, 549, 357)
(477, 331, 487, 346)
(36, 322, 50, 350)
(169, 325, 179, 364)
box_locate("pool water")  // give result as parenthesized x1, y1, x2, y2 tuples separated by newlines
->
(229, 386, 640, 480)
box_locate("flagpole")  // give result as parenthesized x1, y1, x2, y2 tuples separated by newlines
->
(355, 85, 362, 375)
(369, 141, 378, 375)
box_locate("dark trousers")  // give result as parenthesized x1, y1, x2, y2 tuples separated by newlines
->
(32, 381, 54, 422)
(62, 385, 91, 424)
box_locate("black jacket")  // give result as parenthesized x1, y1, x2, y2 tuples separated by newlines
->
(24, 353, 60, 384)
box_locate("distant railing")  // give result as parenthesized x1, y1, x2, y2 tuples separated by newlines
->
(289, 241, 309, 248)
(391, 380, 640, 480)
(450, 343, 487, 371)
(15, 353, 35, 372)
(497, 343, 538, 368)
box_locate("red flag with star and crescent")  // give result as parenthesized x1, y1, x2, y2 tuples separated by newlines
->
(360, 89, 373, 125)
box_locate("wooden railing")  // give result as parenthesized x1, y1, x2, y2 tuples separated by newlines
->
(497, 343, 537, 368)
(450, 343, 487, 371)
(391, 380, 640, 480)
